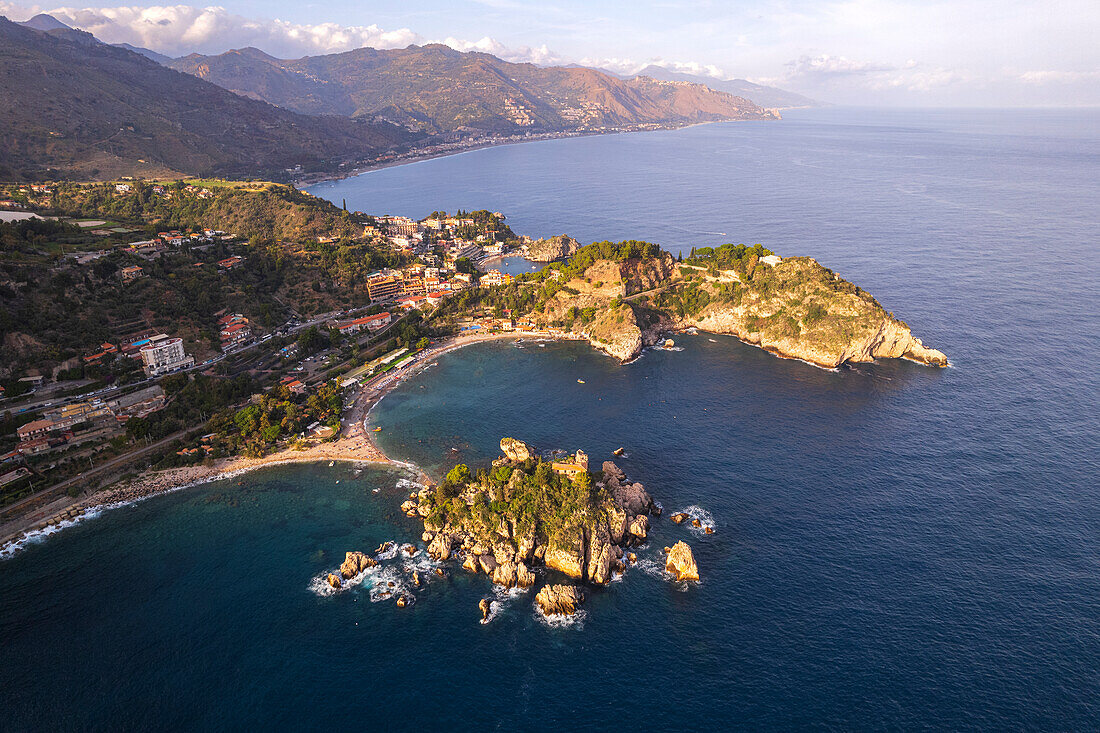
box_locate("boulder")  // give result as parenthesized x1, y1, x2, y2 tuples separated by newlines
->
(403, 544, 418, 556)
(492, 541, 515, 565)
(516, 531, 537, 563)
(602, 461, 655, 515)
(375, 541, 392, 554)
(536, 584, 585, 616)
(516, 562, 536, 588)
(395, 595, 408, 608)
(628, 515, 649, 541)
(492, 561, 518, 588)
(427, 533, 454, 560)
(627, 552, 637, 563)
(665, 541, 700, 582)
(671, 512, 687, 525)
(421, 530, 435, 543)
(326, 573, 342, 589)
(400, 499, 417, 513)
(704, 526, 714, 535)
(691, 518, 701, 528)
(478, 555, 499, 575)
(499, 437, 533, 462)
(480, 598, 492, 621)
(411, 571, 421, 587)
(340, 551, 376, 579)
(463, 554, 480, 573)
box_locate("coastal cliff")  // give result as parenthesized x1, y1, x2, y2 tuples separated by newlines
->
(514, 241, 947, 368)
(525, 235, 581, 262)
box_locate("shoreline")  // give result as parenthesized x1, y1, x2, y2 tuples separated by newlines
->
(297, 119, 747, 187)
(0, 331, 574, 556)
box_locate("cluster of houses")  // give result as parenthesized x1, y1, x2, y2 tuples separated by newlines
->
(218, 314, 253, 350)
(362, 265, 513, 308)
(368, 212, 514, 265)
(10, 385, 166, 458)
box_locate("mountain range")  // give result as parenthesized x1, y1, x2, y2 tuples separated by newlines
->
(168, 44, 777, 135)
(0, 17, 416, 180)
(1, 13, 800, 181)
(629, 65, 817, 109)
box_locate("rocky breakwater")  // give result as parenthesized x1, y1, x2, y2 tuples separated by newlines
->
(409, 437, 663, 617)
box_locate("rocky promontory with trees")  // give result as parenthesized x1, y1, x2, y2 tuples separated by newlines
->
(400, 437, 698, 618)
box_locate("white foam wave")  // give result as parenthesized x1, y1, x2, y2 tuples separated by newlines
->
(676, 505, 717, 536)
(533, 601, 587, 629)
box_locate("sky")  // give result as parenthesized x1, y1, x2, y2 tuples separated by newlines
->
(1, 0, 1097, 106)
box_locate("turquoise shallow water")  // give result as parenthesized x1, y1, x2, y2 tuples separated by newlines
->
(2, 108, 1099, 729)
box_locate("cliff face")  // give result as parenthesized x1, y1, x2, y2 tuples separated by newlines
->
(525, 235, 580, 262)
(677, 258, 948, 368)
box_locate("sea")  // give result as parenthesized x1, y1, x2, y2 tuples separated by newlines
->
(2, 108, 1098, 730)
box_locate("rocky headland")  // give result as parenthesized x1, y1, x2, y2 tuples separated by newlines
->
(505, 240, 947, 368)
(524, 234, 581, 262)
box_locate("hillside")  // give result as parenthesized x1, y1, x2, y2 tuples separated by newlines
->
(0, 18, 419, 181)
(632, 65, 819, 109)
(169, 44, 779, 134)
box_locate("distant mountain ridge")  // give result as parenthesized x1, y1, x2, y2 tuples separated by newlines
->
(169, 44, 778, 135)
(631, 65, 819, 109)
(0, 17, 417, 180)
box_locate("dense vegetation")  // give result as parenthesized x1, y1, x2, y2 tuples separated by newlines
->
(425, 456, 611, 549)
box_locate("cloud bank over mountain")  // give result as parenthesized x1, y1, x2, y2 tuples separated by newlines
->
(1, 1, 1095, 106)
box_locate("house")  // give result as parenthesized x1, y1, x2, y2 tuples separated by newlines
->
(218, 314, 253, 349)
(365, 275, 403, 302)
(761, 254, 783, 267)
(552, 450, 589, 478)
(115, 183, 132, 194)
(336, 312, 392, 335)
(397, 295, 427, 310)
(481, 270, 514, 287)
(120, 265, 145, 283)
(424, 291, 446, 307)
(280, 376, 307, 395)
(17, 419, 55, 441)
(83, 342, 118, 364)
(139, 335, 195, 377)
(218, 256, 244, 270)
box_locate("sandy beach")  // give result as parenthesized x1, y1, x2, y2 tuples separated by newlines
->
(0, 331, 576, 554)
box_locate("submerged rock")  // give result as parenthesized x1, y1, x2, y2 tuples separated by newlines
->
(665, 541, 700, 582)
(536, 584, 585, 617)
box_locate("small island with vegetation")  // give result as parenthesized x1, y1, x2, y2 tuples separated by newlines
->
(381, 437, 696, 618)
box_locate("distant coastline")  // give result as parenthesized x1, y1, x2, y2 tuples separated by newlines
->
(297, 118, 749, 187)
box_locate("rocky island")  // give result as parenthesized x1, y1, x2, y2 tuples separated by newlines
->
(395, 437, 697, 618)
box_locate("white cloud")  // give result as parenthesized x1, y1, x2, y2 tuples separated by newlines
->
(1019, 69, 1100, 84)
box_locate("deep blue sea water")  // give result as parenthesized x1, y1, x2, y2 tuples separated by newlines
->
(3, 108, 1098, 730)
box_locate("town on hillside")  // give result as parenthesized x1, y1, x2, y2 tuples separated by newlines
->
(0, 181, 555, 514)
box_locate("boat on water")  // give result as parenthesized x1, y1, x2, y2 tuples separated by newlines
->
(577, 379, 586, 384)
(373, 427, 382, 432)
(613, 447, 625, 456)
(328, 461, 334, 467)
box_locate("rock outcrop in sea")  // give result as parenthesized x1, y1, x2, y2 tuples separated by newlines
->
(665, 541, 700, 582)
(535, 584, 585, 616)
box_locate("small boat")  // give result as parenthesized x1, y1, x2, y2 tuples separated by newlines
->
(373, 427, 382, 432)
(708, 338, 717, 343)
(328, 461, 334, 467)
(613, 447, 624, 456)
(577, 379, 586, 384)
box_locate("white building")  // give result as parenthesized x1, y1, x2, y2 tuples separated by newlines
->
(140, 336, 195, 377)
